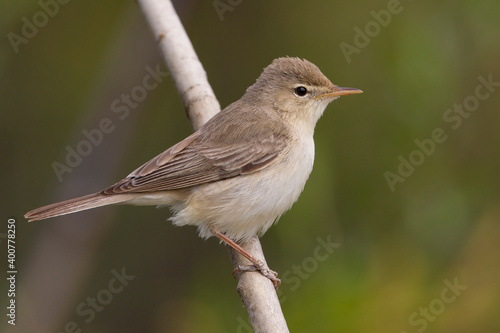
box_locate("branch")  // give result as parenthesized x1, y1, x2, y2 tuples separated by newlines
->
(137, 1, 289, 331)
(228, 237, 289, 332)
(137, 0, 219, 131)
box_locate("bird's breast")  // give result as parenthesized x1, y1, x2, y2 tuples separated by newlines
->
(173, 134, 315, 241)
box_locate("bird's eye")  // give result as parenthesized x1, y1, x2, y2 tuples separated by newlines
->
(294, 86, 308, 97)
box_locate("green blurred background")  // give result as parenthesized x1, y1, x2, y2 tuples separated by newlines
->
(2, 0, 500, 332)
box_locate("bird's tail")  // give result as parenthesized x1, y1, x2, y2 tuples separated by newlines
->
(25, 192, 130, 222)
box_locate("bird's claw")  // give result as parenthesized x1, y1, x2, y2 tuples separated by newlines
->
(233, 260, 281, 289)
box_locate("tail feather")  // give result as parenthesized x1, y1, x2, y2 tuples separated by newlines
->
(25, 193, 130, 222)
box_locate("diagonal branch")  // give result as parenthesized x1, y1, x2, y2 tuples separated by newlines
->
(137, 1, 289, 331)
(137, 0, 219, 131)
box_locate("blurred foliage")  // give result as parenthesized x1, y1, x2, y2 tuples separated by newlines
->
(1, 0, 500, 332)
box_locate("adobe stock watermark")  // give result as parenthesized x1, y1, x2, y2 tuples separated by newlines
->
(51, 64, 169, 182)
(339, 0, 409, 64)
(278, 235, 340, 299)
(385, 73, 499, 192)
(55, 267, 135, 333)
(401, 277, 467, 333)
(7, 0, 72, 54)
(232, 235, 340, 332)
(213, 0, 243, 21)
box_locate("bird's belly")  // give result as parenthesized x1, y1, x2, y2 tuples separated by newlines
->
(172, 138, 315, 241)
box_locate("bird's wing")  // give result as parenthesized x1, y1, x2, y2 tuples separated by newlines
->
(102, 122, 288, 194)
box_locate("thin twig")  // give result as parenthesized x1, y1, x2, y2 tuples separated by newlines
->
(137, 0, 219, 131)
(228, 237, 289, 332)
(137, 1, 289, 331)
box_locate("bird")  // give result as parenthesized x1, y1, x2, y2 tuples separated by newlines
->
(25, 57, 362, 286)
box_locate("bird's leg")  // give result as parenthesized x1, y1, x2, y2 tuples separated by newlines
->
(212, 230, 281, 289)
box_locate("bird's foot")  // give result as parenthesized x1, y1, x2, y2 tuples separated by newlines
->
(233, 259, 281, 289)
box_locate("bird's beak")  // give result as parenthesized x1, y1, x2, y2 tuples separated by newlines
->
(315, 87, 363, 99)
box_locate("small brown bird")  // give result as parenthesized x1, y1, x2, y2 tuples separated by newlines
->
(25, 57, 362, 286)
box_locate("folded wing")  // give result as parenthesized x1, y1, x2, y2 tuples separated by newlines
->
(102, 121, 288, 195)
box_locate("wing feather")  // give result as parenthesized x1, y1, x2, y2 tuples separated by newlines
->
(102, 111, 289, 195)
